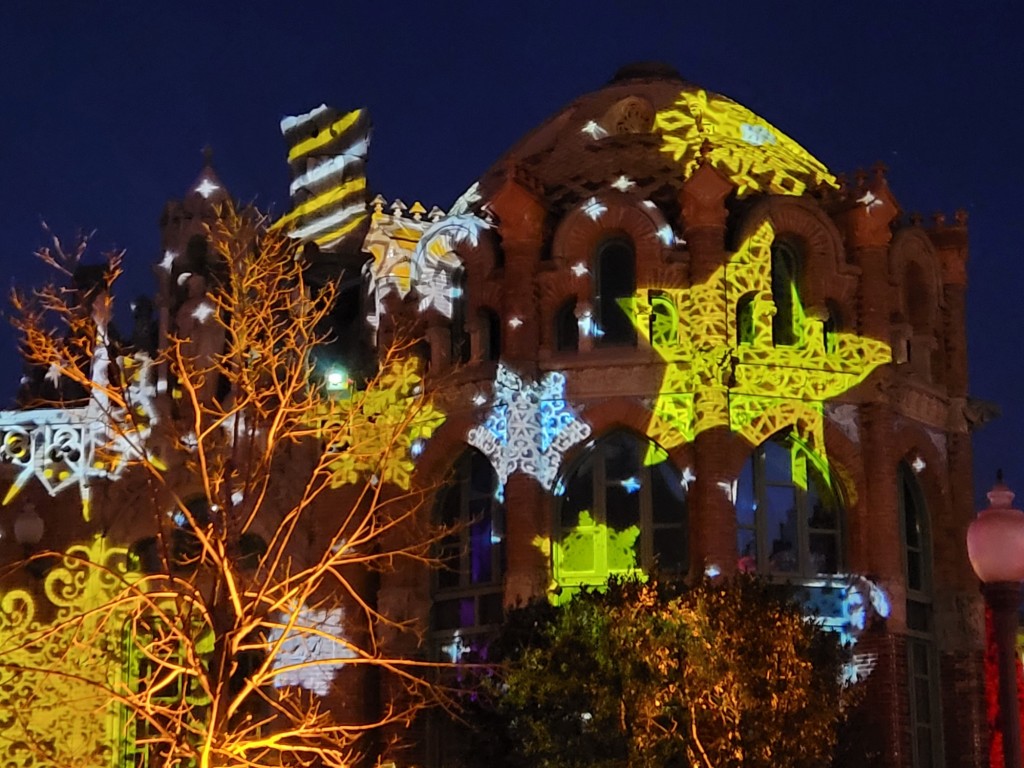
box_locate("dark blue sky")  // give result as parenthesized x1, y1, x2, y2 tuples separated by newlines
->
(1, 2, 1021, 505)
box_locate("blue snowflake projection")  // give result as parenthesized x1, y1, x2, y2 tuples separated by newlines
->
(468, 363, 592, 493)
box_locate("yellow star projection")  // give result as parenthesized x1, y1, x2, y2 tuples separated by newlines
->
(655, 88, 836, 197)
(624, 219, 891, 457)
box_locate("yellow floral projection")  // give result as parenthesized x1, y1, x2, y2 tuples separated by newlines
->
(0, 536, 131, 767)
(655, 88, 836, 197)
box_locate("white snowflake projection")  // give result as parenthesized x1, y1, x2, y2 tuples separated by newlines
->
(610, 175, 636, 192)
(158, 250, 177, 272)
(194, 178, 221, 199)
(657, 223, 675, 246)
(680, 466, 696, 491)
(411, 213, 491, 318)
(580, 120, 609, 140)
(468, 363, 592, 492)
(191, 301, 216, 324)
(856, 190, 883, 213)
(570, 262, 589, 278)
(267, 605, 356, 696)
(739, 123, 776, 146)
(448, 181, 483, 217)
(581, 197, 607, 222)
(1, 352, 160, 519)
(507, 316, 523, 330)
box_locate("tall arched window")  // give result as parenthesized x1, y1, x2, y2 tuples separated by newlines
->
(735, 432, 842, 577)
(899, 462, 943, 768)
(596, 238, 636, 346)
(770, 240, 801, 346)
(555, 431, 687, 595)
(432, 449, 505, 661)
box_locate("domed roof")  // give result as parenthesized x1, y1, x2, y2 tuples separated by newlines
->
(476, 63, 834, 210)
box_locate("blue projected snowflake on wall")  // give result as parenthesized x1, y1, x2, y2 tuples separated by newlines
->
(468, 363, 591, 493)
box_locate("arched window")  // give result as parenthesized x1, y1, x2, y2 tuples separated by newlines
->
(648, 291, 678, 348)
(770, 240, 801, 346)
(555, 431, 687, 595)
(555, 298, 579, 352)
(596, 238, 636, 346)
(898, 463, 943, 768)
(736, 292, 756, 346)
(735, 432, 842, 577)
(432, 449, 505, 661)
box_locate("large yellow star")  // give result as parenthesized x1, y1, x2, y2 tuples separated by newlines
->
(624, 220, 891, 457)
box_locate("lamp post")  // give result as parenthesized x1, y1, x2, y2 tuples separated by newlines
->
(967, 474, 1024, 768)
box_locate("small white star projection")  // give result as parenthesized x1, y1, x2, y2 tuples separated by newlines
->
(194, 178, 220, 198)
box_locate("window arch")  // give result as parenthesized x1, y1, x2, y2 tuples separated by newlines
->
(595, 238, 636, 346)
(735, 432, 842, 577)
(555, 431, 687, 595)
(431, 449, 505, 659)
(770, 240, 801, 346)
(898, 462, 943, 768)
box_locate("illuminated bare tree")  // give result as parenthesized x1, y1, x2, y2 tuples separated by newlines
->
(0, 207, 446, 768)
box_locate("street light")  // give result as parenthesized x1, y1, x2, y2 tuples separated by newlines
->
(967, 473, 1024, 768)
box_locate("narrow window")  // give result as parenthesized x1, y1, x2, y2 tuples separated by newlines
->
(431, 449, 505, 661)
(596, 238, 637, 347)
(736, 293, 756, 345)
(898, 463, 943, 768)
(479, 308, 501, 362)
(450, 270, 471, 365)
(556, 298, 579, 352)
(771, 241, 800, 346)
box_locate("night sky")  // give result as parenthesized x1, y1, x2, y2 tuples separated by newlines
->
(1, 2, 1020, 506)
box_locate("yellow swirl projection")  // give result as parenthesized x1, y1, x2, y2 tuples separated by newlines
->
(655, 89, 836, 197)
(626, 219, 891, 456)
(324, 356, 445, 491)
(0, 536, 130, 767)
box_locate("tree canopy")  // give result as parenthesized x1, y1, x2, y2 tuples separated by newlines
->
(455, 575, 846, 768)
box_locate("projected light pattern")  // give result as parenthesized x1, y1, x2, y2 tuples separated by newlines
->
(324, 356, 445, 491)
(0, 352, 160, 519)
(655, 88, 836, 197)
(625, 219, 891, 455)
(267, 605, 355, 696)
(412, 213, 490, 317)
(0, 536, 131, 766)
(276, 105, 371, 252)
(468, 364, 591, 493)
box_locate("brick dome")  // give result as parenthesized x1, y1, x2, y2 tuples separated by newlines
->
(473, 63, 835, 212)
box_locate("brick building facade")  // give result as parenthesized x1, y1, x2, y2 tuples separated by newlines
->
(0, 64, 986, 767)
